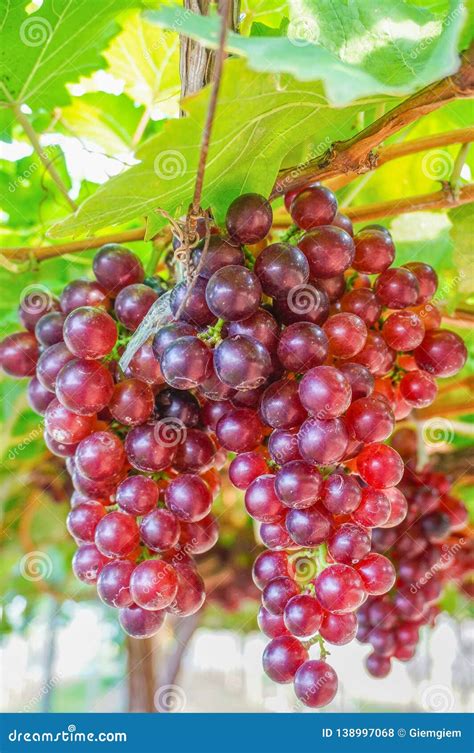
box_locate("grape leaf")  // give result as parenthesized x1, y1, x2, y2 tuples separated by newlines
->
(0, 0, 133, 118)
(146, 0, 464, 103)
(59, 93, 145, 155)
(104, 9, 180, 118)
(50, 59, 371, 239)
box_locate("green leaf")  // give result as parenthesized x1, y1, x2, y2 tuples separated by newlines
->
(59, 93, 145, 155)
(50, 59, 367, 239)
(104, 9, 180, 118)
(449, 203, 474, 303)
(146, 0, 464, 104)
(0, 0, 133, 112)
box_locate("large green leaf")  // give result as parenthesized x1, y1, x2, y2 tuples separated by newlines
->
(104, 9, 180, 118)
(0, 0, 134, 117)
(146, 0, 464, 104)
(51, 58, 372, 239)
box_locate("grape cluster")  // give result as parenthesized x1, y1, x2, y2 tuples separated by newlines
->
(0, 184, 467, 706)
(357, 428, 471, 678)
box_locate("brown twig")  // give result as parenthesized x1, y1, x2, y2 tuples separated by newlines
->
(272, 43, 474, 198)
(1, 228, 148, 262)
(344, 183, 474, 222)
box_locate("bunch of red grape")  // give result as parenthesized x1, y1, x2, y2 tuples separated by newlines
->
(357, 428, 471, 679)
(0, 184, 467, 707)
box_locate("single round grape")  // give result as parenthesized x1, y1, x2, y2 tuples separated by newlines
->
(56, 358, 114, 415)
(254, 243, 309, 298)
(214, 334, 271, 390)
(356, 553, 396, 595)
(109, 378, 154, 425)
(167, 563, 206, 617)
(45, 398, 95, 444)
(353, 228, 395, 273)
(374, 267, 419, 309)
(114, 283, 158, 331)
(130, 559, 178, 611)
(27, 377, 54, 415)
(35, 311, 66, 346)
(155, 387, 200, 428)
(76, 431, 125, 481)
(216, 408, 264, 452)
(298, 226, 355, 278)
(352, 487, 391, 527)
(365, 652, 391, 678)
(315, 564, 366, 614)
(341, 288, 382, 326)
(152, 322, 198, 360)
(283, 594, 323, 637)
(252, 550, 293, 590)
(165, 474, 212, 522)
(0, 331, 39, 377)
(352, 332, 396, 377)
(140, 509, 180, 552)
(286, 504, 332, 547)
(93, 244, 144, 295)
(67, 502, 106, 543)
(228, 308, 279, 353)
(290, 185, 337, 230)
(63, 306, 117, 359)
(128, 341, 164, 385)
(332, 212, 353, 236)
(298, 416, 349, 465)
(260, 520, 294, 550)
(179, 514, 219, 555)
(322, 472, 362, 515)
(263, 576, 300, 616)
(258, 606, 290, 638)
(193, 234, 244, 278)
(368, 627, 396, 657)
(383, 310, 425, 351)
(299, 365, 351, 418)
(262, 635, 308, 684)
(399, 370, 437, 407)
(161, 336, 212, 389)
(260, 378, 307, 429)
(44, 432, 78, 458)
(72, 543, 107, 584)
(345, 396, 395, 444)
(245, 474, 284, 523)
(403, 262, 438, 302)
(116, 475, 159, 516)
(205, 265, 262, 322)
(320, 612, 357, 645)
(170, 277, 216, 327)
(229, 451, 268, 489)
(338, 362, 374, 400)
(268, 429, 301, 465)
(173, 429, 216, 472)
(294, 660, 338, 707)
(317, 274, 346, 303)
(60, 279, 110, 314)
(273, 283, 330, 326)
(275, 461, 322, 509)
(225, 193, 272, 244)
(95, 511, 140, 558)
(323, 313, 367, 358)
(36, 342, 74, 391)
(414, 329, 467, 377)
(125, 423, 177, 472)
(97, 560, 135, 608)
(357, 444, 404, 489)
(119, 604, 165, 638)
(328, 522, 371, 565)
(277, 322, 328, 373)
(18, 291, 58, 332)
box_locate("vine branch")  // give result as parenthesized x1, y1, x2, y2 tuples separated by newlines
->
(272, 43, 474, 198)
(13, 105, 78, 212)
